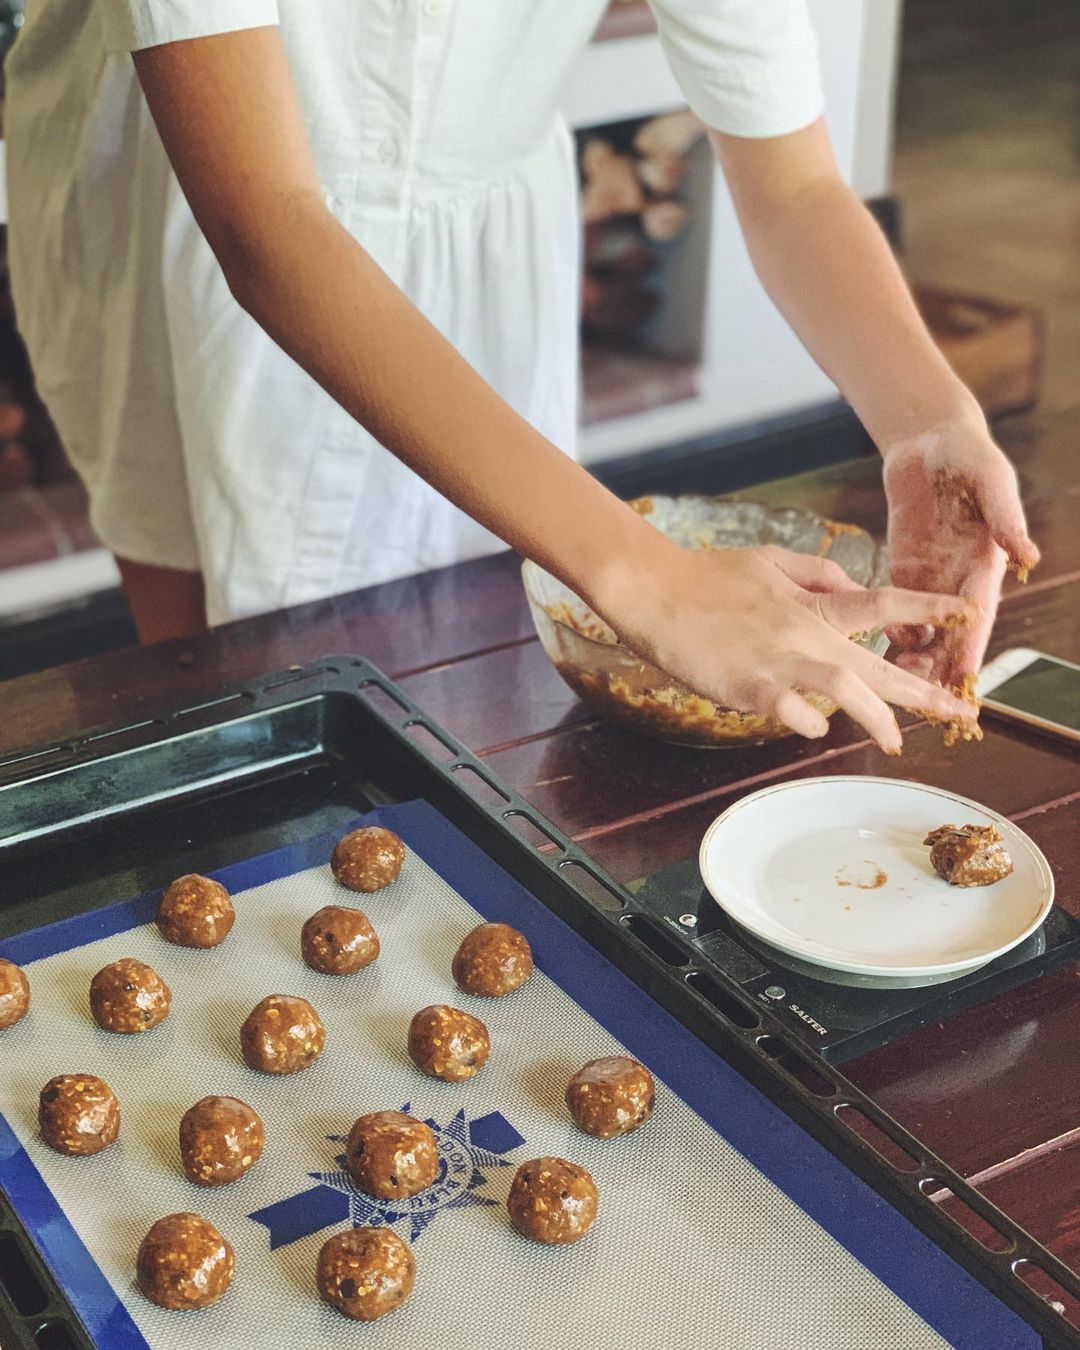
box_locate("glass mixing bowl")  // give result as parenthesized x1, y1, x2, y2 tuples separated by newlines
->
(522, 496, 890, 748)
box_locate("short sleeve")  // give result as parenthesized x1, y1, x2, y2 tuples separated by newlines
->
(99, 0, 279, 54)
(648, 0, 824, 138)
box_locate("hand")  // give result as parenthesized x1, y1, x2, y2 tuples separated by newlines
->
(883, 418, 1039, 688)
(596, 542, 979, 754)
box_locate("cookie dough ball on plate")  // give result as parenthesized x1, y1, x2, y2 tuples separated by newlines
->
(301, 906, 380, 975)
(317, 1227, 415, 1322)
(0, 958, 30, 1029)
(136, 1212, 234, 1310)
(408, 1004, 490, 1081)
(39, 1074, 120, 1156)
(345, 1110, 439, 1200)
(331, 826, 405, 893)
(507, 1157, 598, 1245)
(179, 1096, 265, 1186)
(924, 824, 1014, 887)
(567, 1056, 656, 1138)
(90, 958, 171, 1034)
(157, 874, 235, 948)
(241, 995, 325, 1074)
(452, 922, 533, 997)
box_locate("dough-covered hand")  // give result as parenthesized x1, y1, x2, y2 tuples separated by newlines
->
(597, 543, 978, 754)
(883, 419, 1039, 689)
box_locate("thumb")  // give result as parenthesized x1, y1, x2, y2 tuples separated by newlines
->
(978, 461, 1040, 576)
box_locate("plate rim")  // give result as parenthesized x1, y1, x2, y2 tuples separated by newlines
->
(697, 775, 1056, 977)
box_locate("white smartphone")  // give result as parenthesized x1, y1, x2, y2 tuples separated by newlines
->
(975, 648, 1080, 745)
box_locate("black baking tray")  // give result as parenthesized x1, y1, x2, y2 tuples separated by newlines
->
(1, 657, 1078, 1350)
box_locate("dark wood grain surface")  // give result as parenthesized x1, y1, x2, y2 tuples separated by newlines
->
(1, 406, 1078, 1277)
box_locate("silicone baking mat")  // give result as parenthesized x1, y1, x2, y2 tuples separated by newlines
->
(0, 802, 1037, 1349)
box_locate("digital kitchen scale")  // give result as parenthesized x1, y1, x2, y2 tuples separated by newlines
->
(631, 855, 1080, 1063)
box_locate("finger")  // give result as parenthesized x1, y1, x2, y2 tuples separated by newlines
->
(759, 546, 861, 594)
(895, 650, 935, 680)
(733, 676, 830, 739)
(797, 661, 902, 754)
(935, 551, 1004, 688)
(811, 586, 979, 637)
(976, 460, 1040, 575)
(771, 687, 832, 740)
(830, 637, 980, 724)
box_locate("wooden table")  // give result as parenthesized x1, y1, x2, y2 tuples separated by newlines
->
(3, 407, 1078, 1286)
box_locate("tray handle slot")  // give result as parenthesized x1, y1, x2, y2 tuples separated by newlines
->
(34, 1323, 82, 1350)
(919, 1178, 1014, 1254)
(357, 680, 410, 718)
(683, 969, 760, 1030)
(558, 860, 625, 913)
(0, 1234, 49, 1316)
(755, 1035, 836, 1098)
(172, 692, 254, 719)
(402, 720, 457, 762)
(501, 810, 565, 854)
(263, 664, 340, 692)
(833, 1102, 923, 1173)
(1011, 1259, 1080, 1332)
(82, 718, 165, 746)
(449, 763, 510, 808)
(620, 913, 690, 968)
(0, 744, 76, 773)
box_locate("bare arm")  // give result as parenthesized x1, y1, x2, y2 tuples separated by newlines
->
(130, 29, 975, 748)
(134, 28, 650, 616)
(711, 120, 974, 447)
(712, 121, 1039, 684)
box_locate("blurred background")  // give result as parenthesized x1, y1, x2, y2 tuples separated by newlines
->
(0, 0, 1076, 677)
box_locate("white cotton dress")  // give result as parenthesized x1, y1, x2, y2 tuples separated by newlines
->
(4, 0, 823, 624)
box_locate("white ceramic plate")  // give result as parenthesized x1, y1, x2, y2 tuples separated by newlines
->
(698, 777, 1054, 986)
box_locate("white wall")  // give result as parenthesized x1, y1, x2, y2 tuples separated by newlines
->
(566, 0, 903, 465)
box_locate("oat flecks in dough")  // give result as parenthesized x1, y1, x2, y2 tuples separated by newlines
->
(566, 1057, 655, 1139)
(317, 1227, 415, 1322)
(136, 1213, 234, 1310)
(408, 1003, 490, 1081)
(0, 958, 30, 1030)
(923, 674, 983, 748)
(924, 823, 1014, 887)
(507, 1157, 598, 1245)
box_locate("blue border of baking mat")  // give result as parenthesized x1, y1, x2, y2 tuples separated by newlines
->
(0, 800, 1039, 1349)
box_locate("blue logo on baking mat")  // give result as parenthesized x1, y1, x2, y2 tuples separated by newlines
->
(248, 1105, 525, 1247)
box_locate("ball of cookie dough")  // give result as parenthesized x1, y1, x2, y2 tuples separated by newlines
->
(240, 994, 325, 1074)
(0, 958, 30, 1030)
(157, 874, 235, 948)
(566, 1056, 656, 1139)
(179, 1096, 265, 1187)
(331, 826, 405, 893)
(345, 1110, 439, 1200)
(136, 1212, 234, 1311)
(507, 1157, 598, 1245)
(924, 824, 1014, 887)
(408, 1004, 490, 1082)
(90, 958, 171, 1034)
(317, 1227, 415, 1322)
(452, 922, 533, 997)
(301, 906, 380, 975)
(39, 1074, 120, 1157)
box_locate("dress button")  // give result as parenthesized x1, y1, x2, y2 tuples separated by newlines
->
(378, 137, 399, 165)
(422, 0, 444, 14)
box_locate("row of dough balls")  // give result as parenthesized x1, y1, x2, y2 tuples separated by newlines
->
(5, 826, 657, 1322)
(0, 825, 531, 1038)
